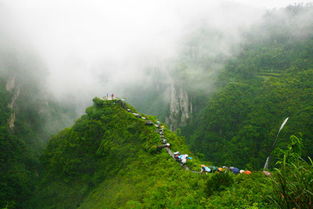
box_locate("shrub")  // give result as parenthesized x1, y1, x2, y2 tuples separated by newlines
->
(270, 135, 313, 209)
(206, 172, 234, 196)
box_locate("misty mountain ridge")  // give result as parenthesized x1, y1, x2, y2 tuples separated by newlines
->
(1, 3, 313, 209)
(21, 97, 313, 208)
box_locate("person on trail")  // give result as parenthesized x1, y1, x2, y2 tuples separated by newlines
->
(244, 170, 252, 175)
(178, 154, 189, 165)
(209, 166, 218, 173)
(174, 152, 180, 160)
(201, 165, 211, 173)
(229, 167, 240, 174)
(145, 121, 153, 125)
(133, 113, 141, 118)
(159, 129, 164, 135)
(240, 170, 252, 174)
(218, 167, 225, 172)
(111, 93, 114, 100)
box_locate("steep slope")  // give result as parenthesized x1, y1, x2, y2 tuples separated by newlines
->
(32, 97, 313, 209)
(33, 98, 205, 209)
(182, 5, 313, 169)
(0, 40, 76, 208)
(0, 77, 35, 209)
(0, 73, 77, 209)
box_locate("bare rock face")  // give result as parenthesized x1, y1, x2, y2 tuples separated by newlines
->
(8, 111, 16, 129)
(6, 76, 20, 129)
(165, 85, 192, 130)
(6, 75, 16, 92)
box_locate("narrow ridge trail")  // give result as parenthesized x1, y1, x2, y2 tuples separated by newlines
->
(111, 98, 200, 173)
(108, 98, 253, 175)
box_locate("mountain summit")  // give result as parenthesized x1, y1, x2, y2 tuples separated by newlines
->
(33, 97, 202, 209)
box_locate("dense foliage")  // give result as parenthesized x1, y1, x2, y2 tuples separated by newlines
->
(32, 98, 204, 208)
(270, 135, 313, 209)
(0, 78, 35, 209)
(30, 98, 312, 209)
(182, 5, 313, 169)
(1, 5, 313, 209)
(0, 73, 75, 208)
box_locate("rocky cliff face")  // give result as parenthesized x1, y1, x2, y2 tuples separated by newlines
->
(165, 84, 192, 130)
(6, 75, 20, 129)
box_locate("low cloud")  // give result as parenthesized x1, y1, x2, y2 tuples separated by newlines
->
(1, 0, 312, 111)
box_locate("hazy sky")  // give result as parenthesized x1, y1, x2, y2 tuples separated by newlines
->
(235, 0, 311, 8)
(1, 0, 312, 103)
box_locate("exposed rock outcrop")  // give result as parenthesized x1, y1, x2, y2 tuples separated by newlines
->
(6, 75, 16, 92)
(165, 85, 192, 130)
(6, 76, 20, 129)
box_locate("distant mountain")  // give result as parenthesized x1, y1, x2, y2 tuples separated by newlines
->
(124, 5, 313, 170)
(181, 5, 313, 169)
(1, 4, 313, 209)
(0, 49, 76, 208)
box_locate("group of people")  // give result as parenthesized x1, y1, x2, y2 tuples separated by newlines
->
(200, 165, 252, 175)
(154, 122, 194, 166)
(104, 93, 115, 100)
(157, 125, 172, 150)
(118, 99, 271, 176)
(173, 152, 192, 165)
(153, 118, 259, 175)
(152, 121, 192, 167)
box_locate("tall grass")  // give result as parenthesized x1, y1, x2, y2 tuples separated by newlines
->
(270, 135, 313, 209)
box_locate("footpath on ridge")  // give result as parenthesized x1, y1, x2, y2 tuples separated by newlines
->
(125, 104, 195, 171)
(104, 97, 260, 176)
(103, 97, 197, 171)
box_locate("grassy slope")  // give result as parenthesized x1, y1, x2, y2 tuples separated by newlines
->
(33, 98, 278, 209)
(33, 98, 207, 209)
(183, 29, 313, 169)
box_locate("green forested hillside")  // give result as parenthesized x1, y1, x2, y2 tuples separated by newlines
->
(183, 5, 313, 169)
(1, 4, 313, 209)
(32, 98, 205, 209)
(0, 77, 35, 209)
(0, 68, 76, 208)
(30, 98, 313, 209)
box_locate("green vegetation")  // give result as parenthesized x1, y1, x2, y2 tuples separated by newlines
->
(0, 77, 36, 209)
(0, 73, 75, 209)
(32, 98, 206, 209)
(1, 5, 313, 209)
(29, 98, 313, 209)
(270, 136, 313, 209)
(183, 5, 313, 169)
(2, 89, 312, 208)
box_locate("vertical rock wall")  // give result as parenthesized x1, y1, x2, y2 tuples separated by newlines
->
(6, 76, 20, 129)
(165, 84, 192, 130)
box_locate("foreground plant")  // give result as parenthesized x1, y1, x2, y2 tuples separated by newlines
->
(271, 135, 313, 209)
